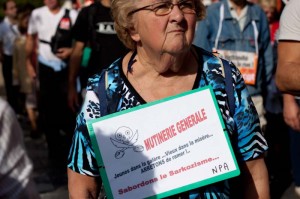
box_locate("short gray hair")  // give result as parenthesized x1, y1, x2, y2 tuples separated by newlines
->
(111, 0, 206, 50)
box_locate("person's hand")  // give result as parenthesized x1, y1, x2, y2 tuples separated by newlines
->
(283, 94, 300, 131)
(56, 47, 72, 60)
(26, 62, 36, 81)
(68, 84, 79, 112)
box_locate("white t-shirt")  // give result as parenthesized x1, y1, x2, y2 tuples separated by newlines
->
(0, 17, 20, 56)
(27, 6, 77, 68)
(278, 0, 300, 41)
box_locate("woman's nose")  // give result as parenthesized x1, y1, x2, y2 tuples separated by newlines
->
(169, 4, 185, 21)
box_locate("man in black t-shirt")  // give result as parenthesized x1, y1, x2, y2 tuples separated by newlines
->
(68, 0, 127, 112)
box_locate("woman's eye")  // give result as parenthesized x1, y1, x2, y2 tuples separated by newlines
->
(181, 2, 194, 9)
(154, 3, 170, 10)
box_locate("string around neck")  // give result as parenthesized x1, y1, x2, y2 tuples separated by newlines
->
(127, 50, 137, 73)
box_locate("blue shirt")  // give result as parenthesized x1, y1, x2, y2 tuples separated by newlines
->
(194, 0, 273, 96)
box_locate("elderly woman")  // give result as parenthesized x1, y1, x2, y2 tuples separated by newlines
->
(67, 0, 270, 198)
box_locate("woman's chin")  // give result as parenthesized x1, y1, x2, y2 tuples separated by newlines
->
(161, 42, 190, 55)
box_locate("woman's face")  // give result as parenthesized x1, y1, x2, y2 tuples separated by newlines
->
(130, 0, 197, 55)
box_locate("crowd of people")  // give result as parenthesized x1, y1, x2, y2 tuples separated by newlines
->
(0, 0, 299, 198)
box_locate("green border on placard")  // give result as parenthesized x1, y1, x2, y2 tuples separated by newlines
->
(87, 85, 240, 199)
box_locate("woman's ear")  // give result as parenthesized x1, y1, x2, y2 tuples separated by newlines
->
(128, 23, 140, 42)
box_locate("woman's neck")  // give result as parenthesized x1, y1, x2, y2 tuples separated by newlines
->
(122, 48, 198, 102)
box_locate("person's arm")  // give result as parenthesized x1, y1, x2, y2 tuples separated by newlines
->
(67, 74, 104, 198)
(25, 34, 37, 80)
(56, 47, 73, 60)
(275, 41, 300, 94)
(68, 168, 101, 199)
(68, 41, 85, 112)
(283, 93, 300, 131)
(67, 6, 89, 111)
(12, 40, 18, 80)
(242, 156, 270, 199)
(260, 11, 274, 89)
(228, 59, 269, 198)
(0, 26, 3, 63)
(0, 42, 3, 63)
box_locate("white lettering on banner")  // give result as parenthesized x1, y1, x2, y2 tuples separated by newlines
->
(96, 22, 116, 34)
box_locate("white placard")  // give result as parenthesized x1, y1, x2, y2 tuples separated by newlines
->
(87, 86, 240, 199)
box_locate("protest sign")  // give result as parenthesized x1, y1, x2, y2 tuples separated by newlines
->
(87, 86, 240, 199)
(216, 49, 258, 85)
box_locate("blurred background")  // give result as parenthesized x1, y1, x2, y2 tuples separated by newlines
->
(0, 0, 43, 19)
